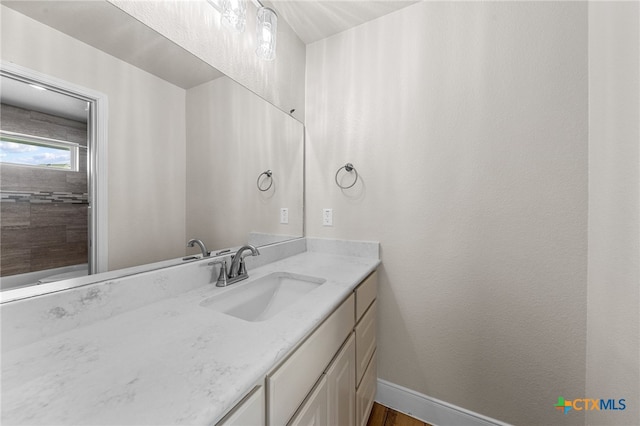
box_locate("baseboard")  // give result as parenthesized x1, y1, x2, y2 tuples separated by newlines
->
(375, 379, 512, 426)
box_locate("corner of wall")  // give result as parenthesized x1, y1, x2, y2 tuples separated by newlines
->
(586, 2, 640, 425)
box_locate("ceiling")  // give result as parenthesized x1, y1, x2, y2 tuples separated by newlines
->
(0, 0, 416, 121)
(268, 1, 418, 44)
(1, 76, 89, 122)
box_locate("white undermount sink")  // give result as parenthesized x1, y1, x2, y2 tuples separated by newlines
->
(200, 272, 326, 322)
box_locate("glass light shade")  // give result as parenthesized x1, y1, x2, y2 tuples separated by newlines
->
(256, 7, 277, 61)
(220, 0, 246, 33)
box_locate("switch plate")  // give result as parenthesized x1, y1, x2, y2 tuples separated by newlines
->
(280, 208, 289, 224)
(322, 208, 333, 226)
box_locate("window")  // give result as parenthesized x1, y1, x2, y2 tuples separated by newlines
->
(0, 131, 79, 171)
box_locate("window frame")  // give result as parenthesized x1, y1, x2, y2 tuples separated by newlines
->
(0, 130, 80, 172)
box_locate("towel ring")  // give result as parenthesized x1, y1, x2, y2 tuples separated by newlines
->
(335, 163, 358, 189)
(257, 170, 273, 191)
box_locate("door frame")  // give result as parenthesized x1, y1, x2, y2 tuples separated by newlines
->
(1, 61, 109, 273)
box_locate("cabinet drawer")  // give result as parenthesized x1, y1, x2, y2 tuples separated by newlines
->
(217, 386, 264, 426)
(355, 271, 377, 321)
(268, 294, 355, 426)
(355, 301, 376, 387)
(355, 351, 377, 426)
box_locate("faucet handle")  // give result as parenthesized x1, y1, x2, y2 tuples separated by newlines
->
(208, 260, 229, 287)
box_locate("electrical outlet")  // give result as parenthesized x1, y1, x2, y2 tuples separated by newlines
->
(280, 208, 289, 224)
(322, 208, 333, 226)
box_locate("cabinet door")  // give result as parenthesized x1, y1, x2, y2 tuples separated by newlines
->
(288, 375, 328, 426)
(326, 334, 356, 426)
(217, 386, 264, 426)
(269, 294, 354, 426)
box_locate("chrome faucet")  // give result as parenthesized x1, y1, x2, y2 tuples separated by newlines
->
(209, 244, 260, 287)
(229, 245, 260, 278)
(186, 238, 210, 258)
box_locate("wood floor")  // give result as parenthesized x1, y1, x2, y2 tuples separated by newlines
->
(367, 402, 433, 426)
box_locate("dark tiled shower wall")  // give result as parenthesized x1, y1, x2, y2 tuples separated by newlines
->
(1, 103, 88, 145)
(0, 104, 89, 277)
(1, 200, 89, 276)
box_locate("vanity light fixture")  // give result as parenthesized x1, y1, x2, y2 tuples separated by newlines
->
(207, 0, 277, 61)
(255, 6, 277, 60)
(220, 0, 247, 33)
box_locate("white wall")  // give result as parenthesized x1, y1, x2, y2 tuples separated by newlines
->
(109, 0, 306, 122)
(305, 2, 588, 425)
(185, 76, 304, 250)
(586, 2, 640, 425)
(1, 6, 187, 270)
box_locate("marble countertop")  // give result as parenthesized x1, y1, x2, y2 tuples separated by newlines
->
(1, 251, 379, 425)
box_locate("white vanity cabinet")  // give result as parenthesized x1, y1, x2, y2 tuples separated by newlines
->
(219, 270, 378, 426)
(288, 375, 329, 426)
(216, 386, 265, 426)
(268, 293, 355, 426)
(290, 334, 356, 426)
(278, 272, 378, 426)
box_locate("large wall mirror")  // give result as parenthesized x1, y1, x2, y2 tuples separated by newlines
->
(0, 1, 304, 295)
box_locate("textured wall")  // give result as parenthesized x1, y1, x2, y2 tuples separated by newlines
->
(185, 76, 304, 251)
(305, 2, 588, 425)
(586, 3, 640, 425)
(109, 0, 306, 122)
(1, 6, 187, 271)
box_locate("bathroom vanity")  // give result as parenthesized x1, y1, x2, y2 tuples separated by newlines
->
(219, 270, 377, 426)
(0, 238, 379, 425)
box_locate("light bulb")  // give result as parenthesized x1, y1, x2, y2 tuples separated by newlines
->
(220, 0, 246, 33)
(256, 7, 277, 61)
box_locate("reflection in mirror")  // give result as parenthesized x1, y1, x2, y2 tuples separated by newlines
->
(0, 1, 304, 297)
(186, 76, 304, 251)
(0, 76, 91, 291)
